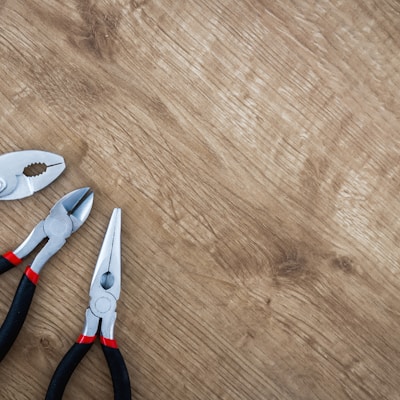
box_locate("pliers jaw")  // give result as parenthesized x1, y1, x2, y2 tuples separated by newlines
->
(13, 188, 94, 274)
(81, 208, 122, 341)
(90, 208, 121, 302)
(0, 150, 65, 200)
(48, 186, 94, 234)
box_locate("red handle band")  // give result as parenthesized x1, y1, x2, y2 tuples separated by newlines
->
(3, 251, 22, 266)
(76, 334, 96, 344)
(24, 266, 39, 285)
(100, 336, 118, 349)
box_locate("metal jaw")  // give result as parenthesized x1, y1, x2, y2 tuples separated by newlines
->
(81, 208, 122, 340)
(0, 150, 65, 200)
(13, 188, 94, 274)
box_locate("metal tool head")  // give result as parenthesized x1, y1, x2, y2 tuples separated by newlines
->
(90, 208, 122, 303)
(48, 187, 94, 234)
(80, 209, 122, 340)
(0, 150, 65, 200)
(15, 188, 94, 274)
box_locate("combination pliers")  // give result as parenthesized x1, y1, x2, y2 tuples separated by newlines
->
(46, 208, 131, 400)
(0, 150, 65, 200)
(0, 187, 94, 361)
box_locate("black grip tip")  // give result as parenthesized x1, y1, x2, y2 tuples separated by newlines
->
(102, 344, 132, 400)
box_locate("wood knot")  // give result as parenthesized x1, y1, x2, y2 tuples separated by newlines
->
(275, 258, 306, 277)
(270, 242, 318, 286)
(39, 333, 58, 351)
(40, 336, 51, 349)
(272, 250, 309, 284)
(331, 256, 354, 273)
(72, 0, 123, 59)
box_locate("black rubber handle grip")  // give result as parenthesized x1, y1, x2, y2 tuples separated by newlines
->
(45, 342, 93, 400)
(0, 255, 17, 274)
(102, 344, 132, 400)
(0, 273, 36, 361)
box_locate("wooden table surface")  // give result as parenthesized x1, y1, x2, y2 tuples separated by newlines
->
(1, 1, 400, 399)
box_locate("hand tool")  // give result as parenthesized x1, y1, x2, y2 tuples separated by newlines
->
(0, 187, 94, 361)
(46, 208, 131, 400)
(0, 150, 65, 200)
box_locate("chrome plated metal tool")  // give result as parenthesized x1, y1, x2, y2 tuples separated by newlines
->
(0, 187, 94, 361)
(46, 208, 131, 400)
(0, 150, 65, 200)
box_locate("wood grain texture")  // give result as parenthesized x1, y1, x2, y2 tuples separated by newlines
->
(0, 0, 400, 399)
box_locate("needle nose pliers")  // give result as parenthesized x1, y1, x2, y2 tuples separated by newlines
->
(0, 187, 94, 361)
(0, 150, 65, 200)
(46, 208, 131, 400)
